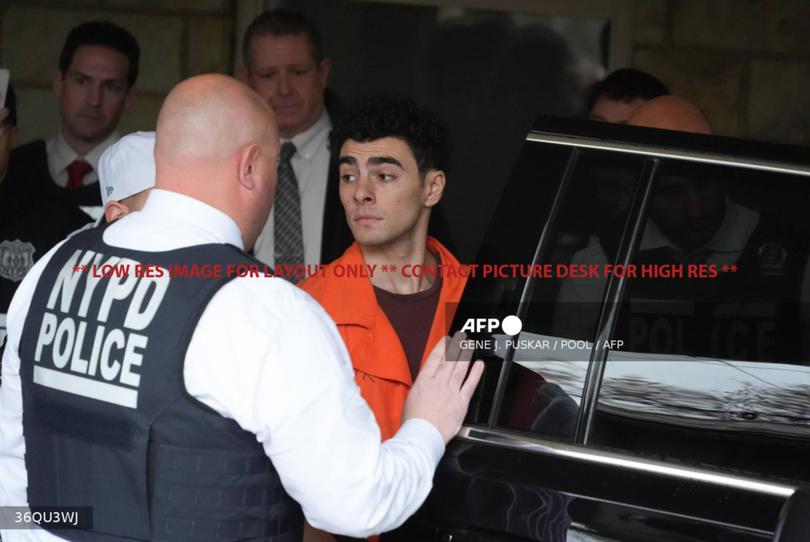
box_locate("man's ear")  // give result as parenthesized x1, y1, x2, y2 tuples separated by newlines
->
(235, 63, 249, 84)
(423, 169, 445, 208)
(237, 143, 262, 190)
(104, 201, 130, 223)
(317, 57, 332, 86)
(53, 71, 65, 98)
(123, 87, 135, 112)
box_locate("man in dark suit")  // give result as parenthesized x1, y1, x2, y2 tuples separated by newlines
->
(9, 21, 140, 218)
(0, 84, 86, 365)
(1, 23, 139, 363)
(239, 9, 352, 278)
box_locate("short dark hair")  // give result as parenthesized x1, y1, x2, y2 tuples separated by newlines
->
(3, 83, 17, 127)
(585, 68, 668, 114)
(243, 9, 325, 69)
(59, 21, 140, 89)
(330, 96, 449, 177)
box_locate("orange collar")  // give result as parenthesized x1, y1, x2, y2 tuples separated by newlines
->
(319, 242, 377, 328)
(320, 237, 460, 328)
(316, 237, 466, 385)
(319, 237, 461, 328)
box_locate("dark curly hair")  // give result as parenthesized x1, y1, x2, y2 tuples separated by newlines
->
(329, 96, 449, 177)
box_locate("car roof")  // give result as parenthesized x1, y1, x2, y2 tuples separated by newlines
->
(529, 114, 810, 178)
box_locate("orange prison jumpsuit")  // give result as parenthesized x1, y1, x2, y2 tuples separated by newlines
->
(300, 237, 467, 441)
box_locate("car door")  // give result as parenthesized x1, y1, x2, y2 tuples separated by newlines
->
(385, 117, 810, 542)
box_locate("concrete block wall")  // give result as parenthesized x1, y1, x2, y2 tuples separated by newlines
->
(630, 0, 810, 145)
(0, 0, 236, 145)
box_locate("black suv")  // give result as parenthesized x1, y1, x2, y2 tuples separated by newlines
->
(389, 116, 810, 541)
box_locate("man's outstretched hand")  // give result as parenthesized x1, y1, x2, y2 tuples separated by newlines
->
(403, 332, 485, 443)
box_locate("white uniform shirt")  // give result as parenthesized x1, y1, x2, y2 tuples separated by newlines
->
(253, 110, 332, 267)
(0, 189, 444, 541)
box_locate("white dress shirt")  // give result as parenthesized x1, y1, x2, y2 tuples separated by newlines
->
(253, 110, 332, 267)
(0, 189, 444, 541)
(46, 131, 118, 221)
(46, 131, 118, 188)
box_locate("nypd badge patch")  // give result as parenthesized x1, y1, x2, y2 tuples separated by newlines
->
(0, 239, 36, 282)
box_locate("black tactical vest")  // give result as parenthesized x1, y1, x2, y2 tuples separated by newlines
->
(18, 224, 303, 541)
(603, 219, 806, 362)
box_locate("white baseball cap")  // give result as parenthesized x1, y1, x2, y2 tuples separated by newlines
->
(98, 131, 156, 206)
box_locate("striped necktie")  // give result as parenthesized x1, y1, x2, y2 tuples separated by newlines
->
(274, 142, 304, 282)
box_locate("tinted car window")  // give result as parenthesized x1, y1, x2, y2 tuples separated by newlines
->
(460, 117, 810, 478)
(491, 150, 649, 439)
(474, 122, 810, 475)
(580, 159, 810, 484)
(455, 141, 571, 426)
(401, 119, 810, 542)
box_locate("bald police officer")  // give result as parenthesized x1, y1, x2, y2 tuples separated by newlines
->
(0, 74, 483, 541)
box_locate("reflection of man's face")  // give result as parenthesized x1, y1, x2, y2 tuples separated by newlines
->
(592, 166, 635, 222)
(590, 96, 647, 124)
(650, 177, 725, 251)
(246, 33, 330, 139)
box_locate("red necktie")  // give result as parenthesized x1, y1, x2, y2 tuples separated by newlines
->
(66, 159, 92, 189)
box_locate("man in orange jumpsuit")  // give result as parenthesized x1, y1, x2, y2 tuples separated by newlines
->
(301, 96, 466, 442)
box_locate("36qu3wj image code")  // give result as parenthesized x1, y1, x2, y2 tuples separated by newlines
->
(0, 507, 92, 530)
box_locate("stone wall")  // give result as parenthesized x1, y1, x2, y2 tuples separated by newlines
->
(0, 0, 236, 145)
(2, 1, 808, 147)
(631, 0, 810, 145)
